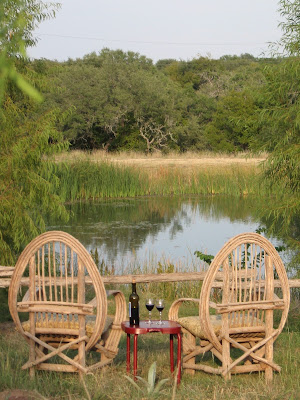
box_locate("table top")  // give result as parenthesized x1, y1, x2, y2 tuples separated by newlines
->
(121, 320, 181, 335)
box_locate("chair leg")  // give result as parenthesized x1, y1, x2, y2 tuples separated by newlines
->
(184, 331, 196, 375)
(222, 337, 231, 380)
(29, 339, 35, 379)
(265, 254, 274, 383)
(265, 339, 273, 383)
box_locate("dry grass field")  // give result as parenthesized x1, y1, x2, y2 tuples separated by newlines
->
(54, 151, 266, 171)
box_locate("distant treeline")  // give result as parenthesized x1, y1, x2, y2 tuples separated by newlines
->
(21, 49, 285, 153)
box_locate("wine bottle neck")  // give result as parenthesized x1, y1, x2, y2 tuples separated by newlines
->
(132, 283, 137, 293)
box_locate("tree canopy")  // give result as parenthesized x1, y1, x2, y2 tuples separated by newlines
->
(0, 0, 68, 264)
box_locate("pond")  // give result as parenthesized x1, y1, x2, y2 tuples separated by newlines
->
(46, 195, 288, 274)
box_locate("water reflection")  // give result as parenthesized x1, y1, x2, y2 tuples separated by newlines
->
(47, 196, 266, 272)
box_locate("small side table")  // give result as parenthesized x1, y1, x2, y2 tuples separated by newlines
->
(121, 320, 182, 384)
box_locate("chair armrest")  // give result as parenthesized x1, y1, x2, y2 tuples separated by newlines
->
(168, 298, 199, 321)
(88, 290, 127, 326)
(106, 290, 127, 328)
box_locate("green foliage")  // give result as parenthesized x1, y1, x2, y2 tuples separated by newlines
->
(52, 160, 147, 201)
(270, 0, 300, 57)
(194, 251, 214, 265)
(0, 0, 60, 103)
(36, 50, 276, 154)
(124, 361, 169, 397)
(254, 0, 300, 263)
(0, 99, 68, 264)
(204, 90, 257, 151)
(0, 0, 69, 265)
(42, 49, 195, 153)
(49, 160, 267, 202)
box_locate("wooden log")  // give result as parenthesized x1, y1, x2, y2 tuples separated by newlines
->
(182, 362, 221, 374)
(231, 364, 265, 374)
(17, 302, 94, 315)
(0, 267, 15, 277)
(1, 266, 300, 287)
(228, 326, 265, 334)
(36, 364, 77, 372)
(34, 327, 80, 336)
(217, 299, 285, 308)
(216, 302, 285, 313)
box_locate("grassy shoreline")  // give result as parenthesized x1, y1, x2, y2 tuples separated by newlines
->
(50, 152, 269, 202)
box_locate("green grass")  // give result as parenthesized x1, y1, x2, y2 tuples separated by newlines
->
(0, 307, 299, 400)
(1, 279, 299, 399)
(48, 160, 270, 202)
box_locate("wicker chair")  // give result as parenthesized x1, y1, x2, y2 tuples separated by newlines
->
(169, 233, 290, 382)
(8, 231, 126, 377)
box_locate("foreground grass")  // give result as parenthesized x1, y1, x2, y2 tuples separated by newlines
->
(0, 324, 299, 400)
(1, 290, 299, 400)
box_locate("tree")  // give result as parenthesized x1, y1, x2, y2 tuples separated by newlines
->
(44, 49, 197, 153)
(203, 91, 256, 152)
(0, 0, 60, 103)
(270, 0, 300, 56)
(259, 0, 299, 195)
(256, 0, 300, 262)
(0, 0, 67, 265)
(0, 100, 68, 264)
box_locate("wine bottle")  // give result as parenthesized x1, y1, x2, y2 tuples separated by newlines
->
(129, 280, 139, 325)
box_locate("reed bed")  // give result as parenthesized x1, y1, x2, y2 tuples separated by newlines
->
(52, 161, 147, 202)
(146, 165, 265, 196)
(49, 159, 269, 202)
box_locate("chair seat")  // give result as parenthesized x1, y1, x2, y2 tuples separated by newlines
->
(22, 314, 114, 338)
(177, 314, 265, 339)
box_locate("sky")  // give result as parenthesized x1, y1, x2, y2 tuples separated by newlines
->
(28, 0, 283, 63)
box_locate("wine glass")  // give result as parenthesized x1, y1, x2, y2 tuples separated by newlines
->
(145, 298, 154, 324)
(156, 299, 164, 325)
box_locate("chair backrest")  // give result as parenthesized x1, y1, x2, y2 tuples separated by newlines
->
(9, 231, 107, 351)
(199, 233, 290, 351)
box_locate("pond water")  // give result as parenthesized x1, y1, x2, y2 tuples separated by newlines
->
(46, 196, 288, 274)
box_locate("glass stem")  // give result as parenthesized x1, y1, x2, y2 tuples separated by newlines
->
(160, 311, 162, 323)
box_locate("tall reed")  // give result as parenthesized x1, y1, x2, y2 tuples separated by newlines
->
(52, 161, 148, 202)
(48, 160, 269, 201)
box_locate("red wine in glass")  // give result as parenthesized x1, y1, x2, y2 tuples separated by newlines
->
(156, 299, 164, 325)
(145, 299, 154, 324)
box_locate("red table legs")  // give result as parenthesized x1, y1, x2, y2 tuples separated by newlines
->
(125, 326, 181, 385)
(127, 334, 138, 381)
(126, 333, 130, 374)
(133, 334, 138, 380)
(170, 334, 174, 373)
(177, 332, 182, 384)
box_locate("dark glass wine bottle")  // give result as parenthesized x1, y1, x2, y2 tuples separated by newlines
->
(129, 280, 139, 325)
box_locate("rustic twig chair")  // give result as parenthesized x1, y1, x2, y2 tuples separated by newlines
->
(169, 233, 290, 382)
(8, 231, 126, 377)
